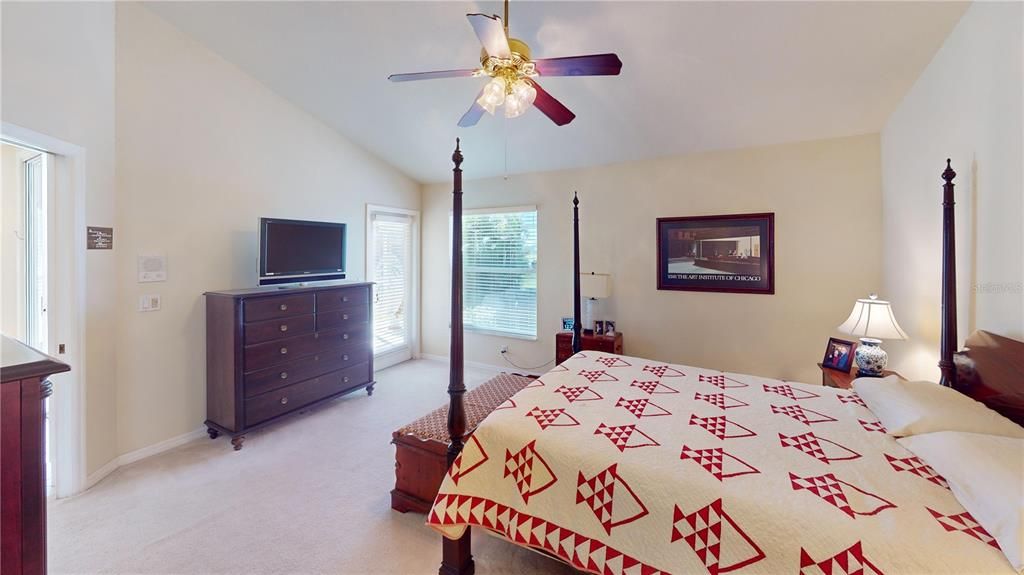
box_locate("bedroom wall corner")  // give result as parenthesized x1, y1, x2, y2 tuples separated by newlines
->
(881, 1, 1024, 382)
(113, 3, 420, 456)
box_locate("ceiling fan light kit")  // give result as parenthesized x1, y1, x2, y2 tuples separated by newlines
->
(387, 0, 622, 127)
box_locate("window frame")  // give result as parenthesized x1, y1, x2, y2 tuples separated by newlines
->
(451, 205, 539, 341)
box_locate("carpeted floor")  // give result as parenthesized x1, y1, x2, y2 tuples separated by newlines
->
(49, 360, 576, 574)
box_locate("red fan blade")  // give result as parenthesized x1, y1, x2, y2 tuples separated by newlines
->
(458, 87, 487, 128)
(388, 69, 479, 82)
(467, 13, 511, 59)
(533, 53, 623, 77)
(529, 80, 575, 126)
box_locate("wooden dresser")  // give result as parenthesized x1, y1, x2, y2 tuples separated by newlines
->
(555, 331, 623, 365)
(1, 336, 70, 575)
(204, 282, 374, 450)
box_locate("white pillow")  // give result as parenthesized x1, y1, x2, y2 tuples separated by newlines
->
(898, 431, 1024, 573)
(853, 376, 1024, 438)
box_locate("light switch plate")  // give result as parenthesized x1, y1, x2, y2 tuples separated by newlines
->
(139, 294, 161, 312)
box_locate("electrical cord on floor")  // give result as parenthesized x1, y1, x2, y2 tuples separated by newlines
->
(500, 350, 554, 371)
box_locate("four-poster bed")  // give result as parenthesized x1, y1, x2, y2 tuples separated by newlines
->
(435, 144, 1024, 574)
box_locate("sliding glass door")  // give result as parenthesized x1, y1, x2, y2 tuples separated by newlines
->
(367, 206, 418, 369)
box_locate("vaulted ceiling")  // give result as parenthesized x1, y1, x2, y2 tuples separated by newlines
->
(145, 1, 967, 183)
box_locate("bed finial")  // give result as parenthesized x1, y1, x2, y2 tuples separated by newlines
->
(452, 138, 463, 169)
(573, 191, 579, 207)
(942, 158, 955, 184)
(572, 191, 582, 354)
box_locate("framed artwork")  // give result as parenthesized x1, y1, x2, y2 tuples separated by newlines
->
(822, 337, 857, 373)
(656, 213, 774, 294)
(561, 317, 575, 331)
(594, 320, 606, 336)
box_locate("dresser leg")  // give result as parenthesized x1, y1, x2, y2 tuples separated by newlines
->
(366, 383, 375, 397)
(207, 427, 220, 440)
(231, 436, 245, 451)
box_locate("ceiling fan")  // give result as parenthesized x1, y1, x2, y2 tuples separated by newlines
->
(387, 0, 622, 127)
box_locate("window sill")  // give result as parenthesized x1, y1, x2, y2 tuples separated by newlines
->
(465, 327, 538, 342)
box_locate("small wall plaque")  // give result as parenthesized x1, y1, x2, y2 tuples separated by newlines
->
(87, 227, 113, 250)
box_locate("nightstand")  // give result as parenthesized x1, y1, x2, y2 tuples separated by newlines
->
(556, 332, 623, 365)
(818, 363, 902, 389)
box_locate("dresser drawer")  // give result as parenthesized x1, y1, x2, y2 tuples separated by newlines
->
(244, 362, 372, 427)
(244, 332, 320, 372)
(316, 286, 369, 312)
(316, 325, 370, 350)
(243, 344, 372, 398)
(244, 294, 314, 323)
(318, 304, 369, 331)
(244, 314, 314, 345)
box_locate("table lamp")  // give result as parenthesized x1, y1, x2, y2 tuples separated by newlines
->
(837, 293, 908, 377)
(580, 272, 611, 334)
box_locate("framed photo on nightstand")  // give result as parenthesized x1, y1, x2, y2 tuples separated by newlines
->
(822, 337, 857, 373)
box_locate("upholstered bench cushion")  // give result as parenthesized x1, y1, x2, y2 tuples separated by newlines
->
(391, 372, 532, 513)
(395, 373, 533, 442)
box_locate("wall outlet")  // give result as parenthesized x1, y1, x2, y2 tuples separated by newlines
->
(499, 345, 509, 354)
(139, 294, 161, 312)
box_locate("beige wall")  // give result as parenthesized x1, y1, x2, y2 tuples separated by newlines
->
(881, 2, 1023, 381)
(114, 5, 420, 454)
(2, 1, 119, 476)
(422, 134, 882, 385)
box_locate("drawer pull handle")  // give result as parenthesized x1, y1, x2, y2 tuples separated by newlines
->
(314, 333, 320, 340)
(343, 333, 349, 340)
(280, 324, 288, 332)
(342, 314, 349, 321)
(280, 396, 289, 405)
(280, 372, 288, 380)
(343, 376, 350, 383)
(279, 304, 288, 311)
(280, 347, 288, 355)
(342, 296, 349, 302)
(343, 354, 349, 361)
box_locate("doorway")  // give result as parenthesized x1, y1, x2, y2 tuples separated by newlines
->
(2, 123, 86, 498)
(366, 205, 419, 369)
(2, 142, 53, 490)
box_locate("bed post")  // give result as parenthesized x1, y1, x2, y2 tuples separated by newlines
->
(440, 139, 474, 575)
(938, 159, 958, 388)
(572, 192, 582, 354)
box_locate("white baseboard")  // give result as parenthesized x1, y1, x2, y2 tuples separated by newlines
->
(416, 353, 546, 377)
(85, 426, 206, 490)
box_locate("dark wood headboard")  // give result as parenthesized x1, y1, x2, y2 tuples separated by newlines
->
(955, 331, 1024, 425)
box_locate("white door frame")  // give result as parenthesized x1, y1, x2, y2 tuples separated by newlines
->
(3, 122, 87, 498)
(365, 204, 419, 368)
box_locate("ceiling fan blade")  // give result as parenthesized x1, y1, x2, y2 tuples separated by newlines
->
(529, 80, 575, 126)
(388, 68, 479, 82)
(533, 53, 623, 77)
(458, 87, 487, 128)
(467, 13, 511, 59)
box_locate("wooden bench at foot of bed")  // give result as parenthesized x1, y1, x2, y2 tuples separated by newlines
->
(391, 372, 534, 513)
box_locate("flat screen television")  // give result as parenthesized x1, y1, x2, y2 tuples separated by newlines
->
(258, 218, 346, 286)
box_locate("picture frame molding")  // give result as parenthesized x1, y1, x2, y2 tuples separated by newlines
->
(656, 212, 775, 294)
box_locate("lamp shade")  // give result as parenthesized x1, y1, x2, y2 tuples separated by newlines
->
(837, 294, 908, 341)
(580, 273, 611, 299)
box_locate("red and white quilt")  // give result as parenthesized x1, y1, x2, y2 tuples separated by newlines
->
(427, 352, 1015, 574)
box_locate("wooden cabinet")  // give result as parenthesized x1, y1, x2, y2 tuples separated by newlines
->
(1, 336, 70, 575)
(555, 331, 624, 365)
(205, 283, 374, 450)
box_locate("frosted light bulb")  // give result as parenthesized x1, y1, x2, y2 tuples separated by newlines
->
(477, 77, 506, 115)
(504, 80, 535, 118)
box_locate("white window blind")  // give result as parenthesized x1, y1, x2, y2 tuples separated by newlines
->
(371, 213, 412, 354)
(457, 207, 537, 338)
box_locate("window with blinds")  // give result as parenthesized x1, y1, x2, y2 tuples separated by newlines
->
(371, 213, 412, 355)
(458, 207, 537, 339)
